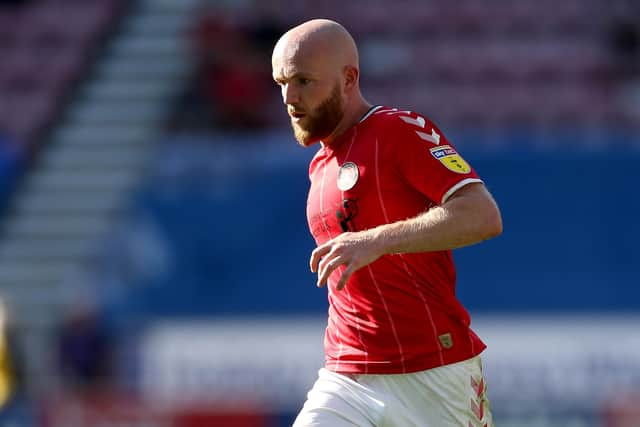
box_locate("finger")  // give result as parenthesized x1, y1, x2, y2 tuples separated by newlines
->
(336, 264, 356, 291)
(316, 247, 341, 286)
(310, 243, 332, 273)
(317, 255, 345, 288)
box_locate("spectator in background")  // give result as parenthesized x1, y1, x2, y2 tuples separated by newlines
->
(607, 14, 640, 122)
(56, 298, 114, 393)
(0, 0, 29, 7)
(0, 302, 16, 411)
(0, 131, 25, 213)
(608, 17, 640, 77)
(0, 299, 32, 425)
(170, 6, 282, 132)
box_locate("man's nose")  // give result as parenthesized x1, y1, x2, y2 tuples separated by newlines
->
(282, 83, 299, 105)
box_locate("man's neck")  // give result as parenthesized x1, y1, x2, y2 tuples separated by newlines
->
(321, 99, 372, 148)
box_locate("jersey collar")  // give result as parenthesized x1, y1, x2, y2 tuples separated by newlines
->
(358, 105, 383, 123)
(321, 105, 382, 152)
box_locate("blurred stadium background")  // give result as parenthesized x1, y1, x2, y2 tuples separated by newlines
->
(0, 0, 638, 425)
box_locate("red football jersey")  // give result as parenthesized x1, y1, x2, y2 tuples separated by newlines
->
(306, 106, 486, 374)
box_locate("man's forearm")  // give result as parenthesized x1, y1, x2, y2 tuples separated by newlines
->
(311, 183, 502, 289)
(368, 184, 502, 256)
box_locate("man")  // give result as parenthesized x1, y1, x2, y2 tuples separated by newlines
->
(272, 19, 502, 427)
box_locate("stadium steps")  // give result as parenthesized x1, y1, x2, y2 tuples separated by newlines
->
(97, 57, 188, 80)
(0, 236, 95, 261)
(54, 123, 156, 145)
(0, 0, 198, 391)
(37, 144, 150, 169)
(0, 0, 196, 316)
(82, 80, 176, 102)
(11, 190, 124, 213)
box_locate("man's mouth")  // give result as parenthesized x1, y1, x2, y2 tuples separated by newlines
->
(289, 111, 306, 120)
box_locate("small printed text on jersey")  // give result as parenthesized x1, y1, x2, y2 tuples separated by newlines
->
(430, 145, 471, 174)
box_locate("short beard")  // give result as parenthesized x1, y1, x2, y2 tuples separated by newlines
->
(291, 84, 344, 147)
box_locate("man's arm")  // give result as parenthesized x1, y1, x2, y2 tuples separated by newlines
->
(310, 182, 502, 290)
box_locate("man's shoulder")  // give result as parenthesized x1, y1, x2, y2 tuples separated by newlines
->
(363, 106, 431, 130)
(363, 106, 438, 143)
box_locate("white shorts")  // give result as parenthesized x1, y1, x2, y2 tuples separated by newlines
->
(293, 356, 493, 427)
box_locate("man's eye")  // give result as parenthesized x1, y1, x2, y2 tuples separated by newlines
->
(299, 78, 311, 85)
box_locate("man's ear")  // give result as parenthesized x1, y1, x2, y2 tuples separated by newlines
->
(343, 65, 359, 90)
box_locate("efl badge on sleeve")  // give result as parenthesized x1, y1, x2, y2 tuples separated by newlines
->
(430, 145, 471, 174)
(337, 162, 359, 191)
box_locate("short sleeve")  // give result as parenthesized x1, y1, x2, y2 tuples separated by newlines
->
(392, 112, 482, 204)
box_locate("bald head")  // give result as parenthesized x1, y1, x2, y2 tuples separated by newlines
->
(272, 19, 359, 74)
(272, 20, 370, 147)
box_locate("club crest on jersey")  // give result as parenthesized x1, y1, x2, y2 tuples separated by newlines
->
(438, 333, 454, 349)
(337, 162, 359, 191)
(430, 145, 471, 174)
